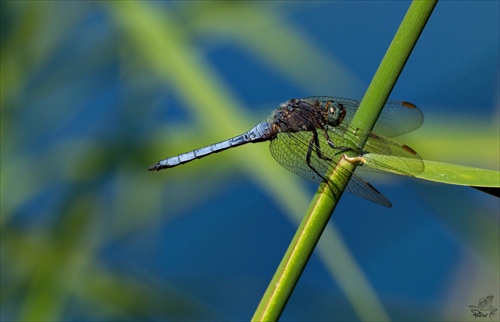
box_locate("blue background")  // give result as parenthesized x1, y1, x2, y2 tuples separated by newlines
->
(1, 1, 499, 321)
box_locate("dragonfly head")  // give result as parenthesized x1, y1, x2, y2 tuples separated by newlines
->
(326, 101, 347, 127)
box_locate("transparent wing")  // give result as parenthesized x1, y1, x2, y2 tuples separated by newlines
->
(360, 132, 424, 175)
(303, 96, 424, 137)
(301, 96, 424, 176)
(268, 96, 423, 206)
(269, 130, 392, 207)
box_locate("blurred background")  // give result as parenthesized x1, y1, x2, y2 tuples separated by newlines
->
(1, 1, 499, 321)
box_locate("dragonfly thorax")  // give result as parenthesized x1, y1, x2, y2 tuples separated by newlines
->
(271, 99, 330, 134)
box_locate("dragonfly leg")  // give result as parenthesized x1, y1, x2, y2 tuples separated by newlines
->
(306, 130, 331, 182)
(320, 126, 359, 156)
(305, 133, 342, 198)
(321, 128, 337, 149)
(312, 129, 332, 161)
(333, 146, 358, 157)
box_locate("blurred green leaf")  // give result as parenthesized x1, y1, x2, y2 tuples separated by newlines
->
(2, 1, 498, 321)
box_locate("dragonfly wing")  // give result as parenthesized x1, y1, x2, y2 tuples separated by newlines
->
(303, 96, 424, 137)
(360, 132, 424, 176)
(322, 123, 424, 176)
(269, 131, 330, 184)
(269, 130, 392, 207)
(346, 175, 392, 207)
(372, 100, 424, 137)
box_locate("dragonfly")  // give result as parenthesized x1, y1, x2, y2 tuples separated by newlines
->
(149, 96, 424, 207)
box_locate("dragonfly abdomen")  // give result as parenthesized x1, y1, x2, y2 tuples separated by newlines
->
(148, 122, 273, 171)
(149, 137, 245, 171)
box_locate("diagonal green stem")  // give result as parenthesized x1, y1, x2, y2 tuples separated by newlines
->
(252, 1, 437, 321)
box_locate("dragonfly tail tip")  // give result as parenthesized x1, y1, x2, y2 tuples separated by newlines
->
(148, 164, 159, 171)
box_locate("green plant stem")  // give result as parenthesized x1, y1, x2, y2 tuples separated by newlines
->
(251, 1, 437, 321)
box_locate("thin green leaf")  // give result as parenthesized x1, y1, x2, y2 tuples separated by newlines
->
(362, 154, 499, 188)
(416, 160, 500, 187)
